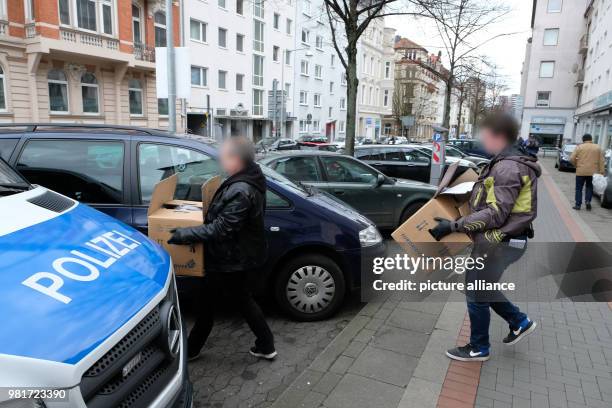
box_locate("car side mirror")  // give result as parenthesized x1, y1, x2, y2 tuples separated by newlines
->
(376, 173, 386, 187)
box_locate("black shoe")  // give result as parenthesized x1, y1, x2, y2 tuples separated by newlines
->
(445, 344, 490, 362)
(503, 318, 537, 346)
(573, 205, 581, 210)
(249, 346, 277, 360)
(586, 203, 592, 211)
(187, 347, 202, 362)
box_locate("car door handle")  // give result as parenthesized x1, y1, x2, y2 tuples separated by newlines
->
(333, 190, 345, 195)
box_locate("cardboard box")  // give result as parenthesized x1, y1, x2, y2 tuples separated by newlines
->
(391, 163, 475, 258)
(148, 175, 222, 277)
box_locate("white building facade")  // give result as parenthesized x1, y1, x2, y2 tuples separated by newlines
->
(574, 0, 612, 151)
(519, 0, 588, 146)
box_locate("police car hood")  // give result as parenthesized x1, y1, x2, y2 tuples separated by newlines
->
(0, 187, 170, 370)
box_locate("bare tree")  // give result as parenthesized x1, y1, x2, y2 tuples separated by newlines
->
(418, 0, 514, 137)
(391, 79, 411, 136)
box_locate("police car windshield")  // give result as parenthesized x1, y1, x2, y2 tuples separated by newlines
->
(0, 159, 30, 189)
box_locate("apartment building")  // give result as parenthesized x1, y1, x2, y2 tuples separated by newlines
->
(355, 20, 395, 140)
(519, 0, 588, 146)
(184, 0, 295, 141)
(0, 0, 180, 129)
(574, 0, 612, 151)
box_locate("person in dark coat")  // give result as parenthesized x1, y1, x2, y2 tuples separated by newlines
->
(168, 136, 276, 361)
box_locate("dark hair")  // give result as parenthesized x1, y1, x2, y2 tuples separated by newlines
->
(582, 134, 592, 142)
(480, 112, 519, 143)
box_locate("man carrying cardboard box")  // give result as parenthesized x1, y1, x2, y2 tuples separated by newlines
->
(429, 113, 541, 362)
(168, 136, 276, 361)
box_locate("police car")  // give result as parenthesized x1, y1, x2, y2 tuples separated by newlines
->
(0, 158, 192, 407)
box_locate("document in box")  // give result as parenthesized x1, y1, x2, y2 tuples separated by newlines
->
(439, 181, 475, 195)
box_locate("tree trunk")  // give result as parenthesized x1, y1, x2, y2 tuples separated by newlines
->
(442, 74, 453, 139)
(457, 96, 464, 135)
(345, 46, 359, 156)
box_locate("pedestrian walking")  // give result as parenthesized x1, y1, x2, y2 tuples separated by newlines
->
(524, 135, 539, 157)
(430, 112, 540, 362)
(169, 136, 276, 361)
(570, 134, 605, 211)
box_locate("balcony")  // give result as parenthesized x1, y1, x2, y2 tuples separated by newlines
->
(25, 23, 36, 38)
(60, 28, 119, 50)
(133, 43, 155, 62)
(579, 34, 589, 54)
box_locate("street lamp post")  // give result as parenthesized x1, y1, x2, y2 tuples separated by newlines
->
(280, 47, 313, 141)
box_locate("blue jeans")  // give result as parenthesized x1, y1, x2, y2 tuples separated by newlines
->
(466, 243, 528, 349)
(575, 176, 593, 207)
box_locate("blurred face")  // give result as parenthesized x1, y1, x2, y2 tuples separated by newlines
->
(480, 127, 509, 155)
(219, 141, 243, 175)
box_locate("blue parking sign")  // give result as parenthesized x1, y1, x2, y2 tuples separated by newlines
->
(432, 133, 442, 142)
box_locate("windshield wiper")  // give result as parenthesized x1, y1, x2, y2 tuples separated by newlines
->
(0, 183, 31, 191)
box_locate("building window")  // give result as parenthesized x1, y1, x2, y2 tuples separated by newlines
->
(340, 97, 346, 110)
(191, 66, 208, 87)
(385, 61, 391, 78)
(299, 120, 306, 132)
(286, 18, 292, 35)
(253, 89, 263, 115)
(285, 50, 291, 65)
(301, 29, 309, 44)
(253, 0, 264, 19)
(81, 72, 99, 114)
(0, 66, 6, 111)
(543, 28, 559, 46)
(132, 4, 143, 44)
(329, 81, 334, 94)
(314, 64, 322, 79)
(300, 60, 309, 76)
(383, 89, 389, 107)
(536, 91, 551, 107)
(312, 120, 320, 132)
(316, 35, 323, 49)
(236, 74, 244, 91)
(253, 19, 264, 52)
(273, 13, 280, 29)
(59, 0, 70, 25)
(154, 12, 167, 47)
(284, 82, 291, 98)
(128, 79, 143, 116)
(302, 0, 311, 15)
(158, 98, 168, 116)
(299, 90, 308, 105)
(190, 19, 207, 42)
(273, 46, 280, 62)
(218, 0, 226, 8)
(328, 107, 332, 117)
(331, 54, 335, 67)
(341, 74, 347, 86)
(339, 120, 345, 133)
(48, 69, 69, 113)
(218, 70, 227, 89)
(539, 61, 555, 78)
(101, 0, 113, 34)
(236, 0, 243, 15)
(253, 55, 264, 86)
(547, 0, 562, 13)
(218, 27, 227, 47)
(314, 93, 321, 107)
(236, 33, 244, 51)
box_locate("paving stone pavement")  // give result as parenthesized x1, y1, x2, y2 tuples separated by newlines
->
(184, 295, 362, 408)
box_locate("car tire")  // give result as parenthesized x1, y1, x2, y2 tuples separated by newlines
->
(555, 161, 559, 168)
(274, 254, 346, 321)
(602, 190, 612, 209)
(399, 201, 426, 225)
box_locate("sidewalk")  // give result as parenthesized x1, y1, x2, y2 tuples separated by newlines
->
(271, 159, 612, 408)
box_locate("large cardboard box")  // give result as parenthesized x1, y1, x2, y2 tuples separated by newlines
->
(391, 163, 477, 258)
(148, 175, 222, 277)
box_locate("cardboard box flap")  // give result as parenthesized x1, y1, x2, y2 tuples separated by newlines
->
(434, 162, 460, 197)
(439, 181, 475, 196)
(202, 175, 222, 218)
(148, 174, 178, 216)
(450, 168, 479, 187)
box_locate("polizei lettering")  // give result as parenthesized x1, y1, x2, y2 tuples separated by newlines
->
(21, 230, 141, 304)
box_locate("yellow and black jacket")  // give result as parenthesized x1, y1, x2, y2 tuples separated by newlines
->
(456, 145, 541, 243)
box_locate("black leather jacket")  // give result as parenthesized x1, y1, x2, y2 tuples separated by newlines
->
(170, 162, 267, 273)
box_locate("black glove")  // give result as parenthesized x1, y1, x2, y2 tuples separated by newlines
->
(167, 228, 190, 245)
(428, 217, 456, 241)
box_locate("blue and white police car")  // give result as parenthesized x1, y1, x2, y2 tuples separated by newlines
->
(0, 158, 191, 408)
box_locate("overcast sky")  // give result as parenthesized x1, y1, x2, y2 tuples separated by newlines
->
(386, 0, 533, 94)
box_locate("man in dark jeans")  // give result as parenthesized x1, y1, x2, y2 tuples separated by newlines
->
(430, 113, 540, 361)
(570, 134, 605, 211)
(169, 136, 276, 361)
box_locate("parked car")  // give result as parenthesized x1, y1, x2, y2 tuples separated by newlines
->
(354, 144, 478, 184)
(594, 155, 612, 208)
(0, 157, 192, 407)
(259, 150, 437, 229)
(447, 138, 492, 158)
(298, 142, 339, 152)
(297, 135, 328, 144)
(423, 144, 489, 169)
(0, 124, 384, 321)
(556, 143, 577, 171)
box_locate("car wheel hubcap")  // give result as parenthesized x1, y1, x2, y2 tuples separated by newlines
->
(286, 265, 335, 314)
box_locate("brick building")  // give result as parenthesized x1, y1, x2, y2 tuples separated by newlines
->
(0, 0, 181, 130)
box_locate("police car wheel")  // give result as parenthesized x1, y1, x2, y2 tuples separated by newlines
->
(275, 254, 345, 322)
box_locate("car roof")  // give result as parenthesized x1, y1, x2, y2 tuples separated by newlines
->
(0, 123, 174, 137)
(258, 149, 345, 162)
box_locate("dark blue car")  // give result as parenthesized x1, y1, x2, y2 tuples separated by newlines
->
(0, 124, 385, 321)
